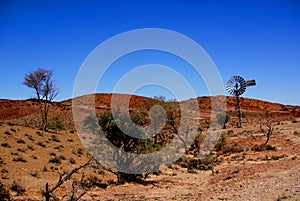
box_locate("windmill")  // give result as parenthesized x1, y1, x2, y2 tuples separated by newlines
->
(226, 76, 256, 128)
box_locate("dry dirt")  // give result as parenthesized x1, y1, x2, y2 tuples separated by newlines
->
(0, 94, 300, 201)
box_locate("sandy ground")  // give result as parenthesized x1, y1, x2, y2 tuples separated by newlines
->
(1, 119, 299, 201)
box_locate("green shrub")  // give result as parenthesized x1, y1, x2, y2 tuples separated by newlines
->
(46, 118, 66, 130)
(215, 132, 227, 151)
(217, 113, 230, 129)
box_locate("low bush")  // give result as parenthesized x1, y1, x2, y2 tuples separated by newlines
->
(58, 155, 66, 160)
(69, 157, 76, 164)
(4, 131, 11, 136)
(222, 143, 245, 154)
(50, 135, 60, 142)
(17, 148, 26, 153)
(37, 141, 46, 148)
(252, 144, 277, 151)
(12, 156, 27, 163)
(10, 181, 26, 196)
(16, 139, 25, 144)
(0, 182, 10, 201)
(215, 132, 227, 151)
(10, 128, 16, 132)
(46, 119, 66, 130)
(0, 157, 4, 165)
(49, 156, 61, 164)
(1, 143, 11, 148)
(176, 155, 220, 171)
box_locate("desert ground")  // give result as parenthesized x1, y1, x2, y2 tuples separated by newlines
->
(0, 94, 299, 201)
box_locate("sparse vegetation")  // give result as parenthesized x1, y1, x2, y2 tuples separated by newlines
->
(0, 92, 299, 200)
(36, 131, 43, 137)
(29, 171, 39, 178)
(176, 155, 219, 171)
(252, 144, 277, 152)
(215, 132, 227, 151)
(1, 143, 11, 148)
(260, 121, 273, 144)
(49, 152, 56, 156)
(49, 156, 61, 164)
(12, 156, 27, 163)
(4, 131, 11, 136)
(27, 145, 34, 151)
(217, 113, 230, 129)
(58, 155, 66, 160)
(42, 166, 48, 172)
(17, 148, 26, 153)
(69, 157, 76, 164)
(46, 118, 66, 130)
(10, 181, 26, 196)
(221, 143, 245, 154)
(0, 157, 4, 165)
(49, 134, 60, 142)
(16, 139, 25, 144)
(42, 159, 92, 201)
(37, 141, 46, 148)
(0, 181, 10, 201)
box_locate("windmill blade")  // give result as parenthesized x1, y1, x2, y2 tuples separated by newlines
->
(226, 75, 246, 96)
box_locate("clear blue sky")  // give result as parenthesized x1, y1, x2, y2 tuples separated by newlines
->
(0, 0, 299, 105)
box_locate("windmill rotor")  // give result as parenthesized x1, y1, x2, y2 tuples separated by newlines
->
(226, 75, 247, 96)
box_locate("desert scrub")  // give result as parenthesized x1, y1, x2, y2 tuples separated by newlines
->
(215, 132, 227, 151)
(217, 113, 230, 129)
(46, 118, 66, 130)
(58, 155, 66, 160)
(0, 157, 4, 165)
(10, 181, 26, 196)
(49, 156, 61, 164)
(176, 155, 220, 171)
(17, 148, 26, 153)
(36, 131, 43, 137)
(37, 141, 46, 147)
(0, 181, 10, 201)
(1, 143, 11, 148)
(221, 143, 245, 155)
(4, 131, 11, 136)
(69, 157, 76, 164)
(29, 171, 39, 178)
(10, 128, 16, 132)
(12, 156, 27, 163)
(252, 144, 277, 151)
(49, 134, 60, 142)
(16, 139, 25, 144)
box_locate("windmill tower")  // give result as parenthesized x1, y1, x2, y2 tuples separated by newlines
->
(226, 76, 256, 128)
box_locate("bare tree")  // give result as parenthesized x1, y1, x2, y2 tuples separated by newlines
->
(260, 121, 273, 144)
(23, 68, 59, 130)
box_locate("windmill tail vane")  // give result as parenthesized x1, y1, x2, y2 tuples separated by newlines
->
(246, 79, 256, 87)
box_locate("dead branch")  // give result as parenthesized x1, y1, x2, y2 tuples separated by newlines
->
(43, 159, 93, 201)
